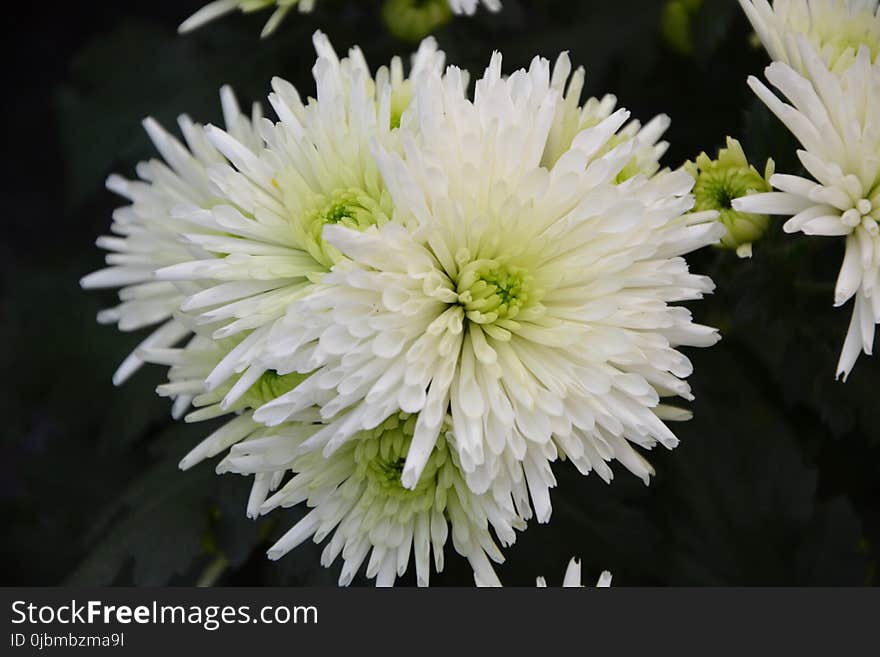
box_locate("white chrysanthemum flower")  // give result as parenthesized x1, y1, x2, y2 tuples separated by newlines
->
(732, 39, 880, 379)
(544, 54, 671, 181)
(253, 52, 723, 525)
(739, 0, 880, 74)
(180, 0, 501, 37)
(148, 326, 525, 586)
(536, 557, 613, 587)
(220, 412, 525, 586)
(84, 33, 448, 518)
(96, 33, 443, 410)
(142, 330, 521, 587)
(80, 87, 264, 391)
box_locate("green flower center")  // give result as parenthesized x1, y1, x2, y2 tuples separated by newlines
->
(354, 413, 449, 502)
(693, 166, 765, 212)
(686, 138, 773, 254)
(310, 189, 380, 232)
(818, 23, 880, 68)
(306, 187, 389, 267)
(389, 81, 413, 130)
(693, 166, 771, 249)
(381, 0, 453, 44)
(456, 260, 534, 325)
(240, 370, 309, 409)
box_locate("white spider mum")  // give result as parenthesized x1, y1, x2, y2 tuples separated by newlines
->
(180, 0, 501, 37)
(150, 32, 444, 405)
(253, 52, 723, 525)
(733, 39, 880, 379)
(83, 33, 443, 482)
(80, 87, 264, 390)
(739, 0, 880, 74)
(219, 412, 525, 586)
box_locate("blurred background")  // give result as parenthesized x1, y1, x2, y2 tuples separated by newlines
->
(2, 0, 878, 586)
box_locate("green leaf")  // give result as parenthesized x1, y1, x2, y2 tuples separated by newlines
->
(67, 424, 264, 586)
(657, 347, 868, 584)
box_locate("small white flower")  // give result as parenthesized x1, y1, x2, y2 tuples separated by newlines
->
(253, 51, 723, 525)
(739, 0, 880, 74)
(220, 412, 525, 586)
(733, 39, 880, 379)
(180, 0, 501, 37)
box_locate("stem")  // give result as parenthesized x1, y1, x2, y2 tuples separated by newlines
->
(196, 553, 229, 587)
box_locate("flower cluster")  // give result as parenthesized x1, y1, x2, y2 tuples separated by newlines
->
(84, 31, 723, 585)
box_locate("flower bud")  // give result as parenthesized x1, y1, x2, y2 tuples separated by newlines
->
(685, 137, 774, 258)
(382, 0, 453, 42)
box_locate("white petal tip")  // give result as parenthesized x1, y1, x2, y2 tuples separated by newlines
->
(735, 243, 753, 258)
(178, 456, 197, 471)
